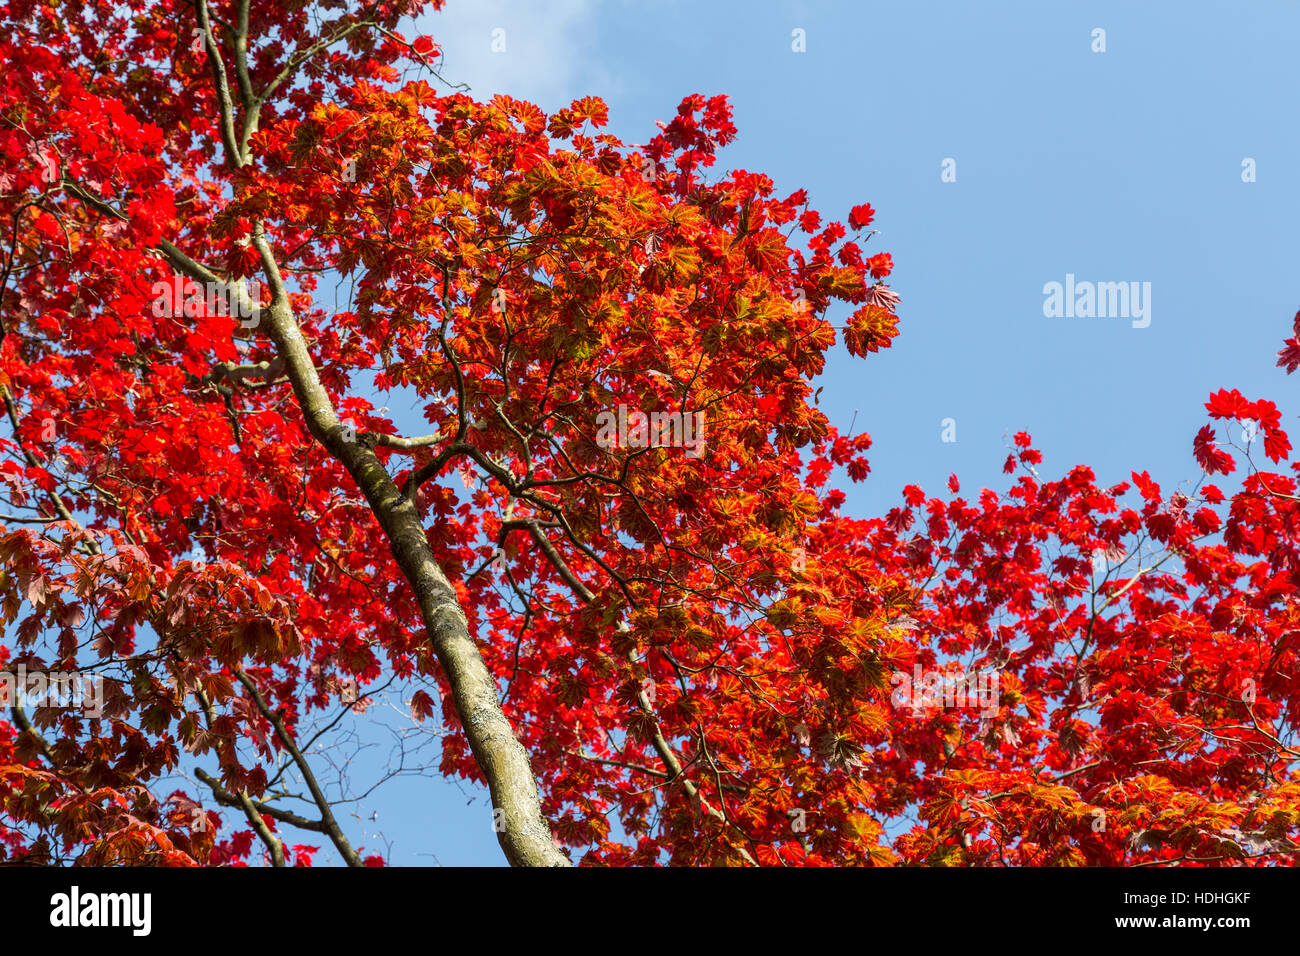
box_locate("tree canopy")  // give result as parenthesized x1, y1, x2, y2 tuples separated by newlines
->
(1, 0, 1297, 866)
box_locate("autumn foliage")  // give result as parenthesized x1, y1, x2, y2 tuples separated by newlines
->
(0, 0, 1297, 867)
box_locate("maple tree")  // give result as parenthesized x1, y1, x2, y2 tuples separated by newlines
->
(1, 0, 1297, 867)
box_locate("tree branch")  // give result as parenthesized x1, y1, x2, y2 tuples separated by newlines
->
(236, 790, 287, 867)
(194, 768, 328, 834)
(232, 668, 364, 867)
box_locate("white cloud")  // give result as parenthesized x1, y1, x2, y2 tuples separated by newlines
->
(419, 0, 617, 109)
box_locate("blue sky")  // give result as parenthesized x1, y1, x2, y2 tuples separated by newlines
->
(282, 0, 1300, 865)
